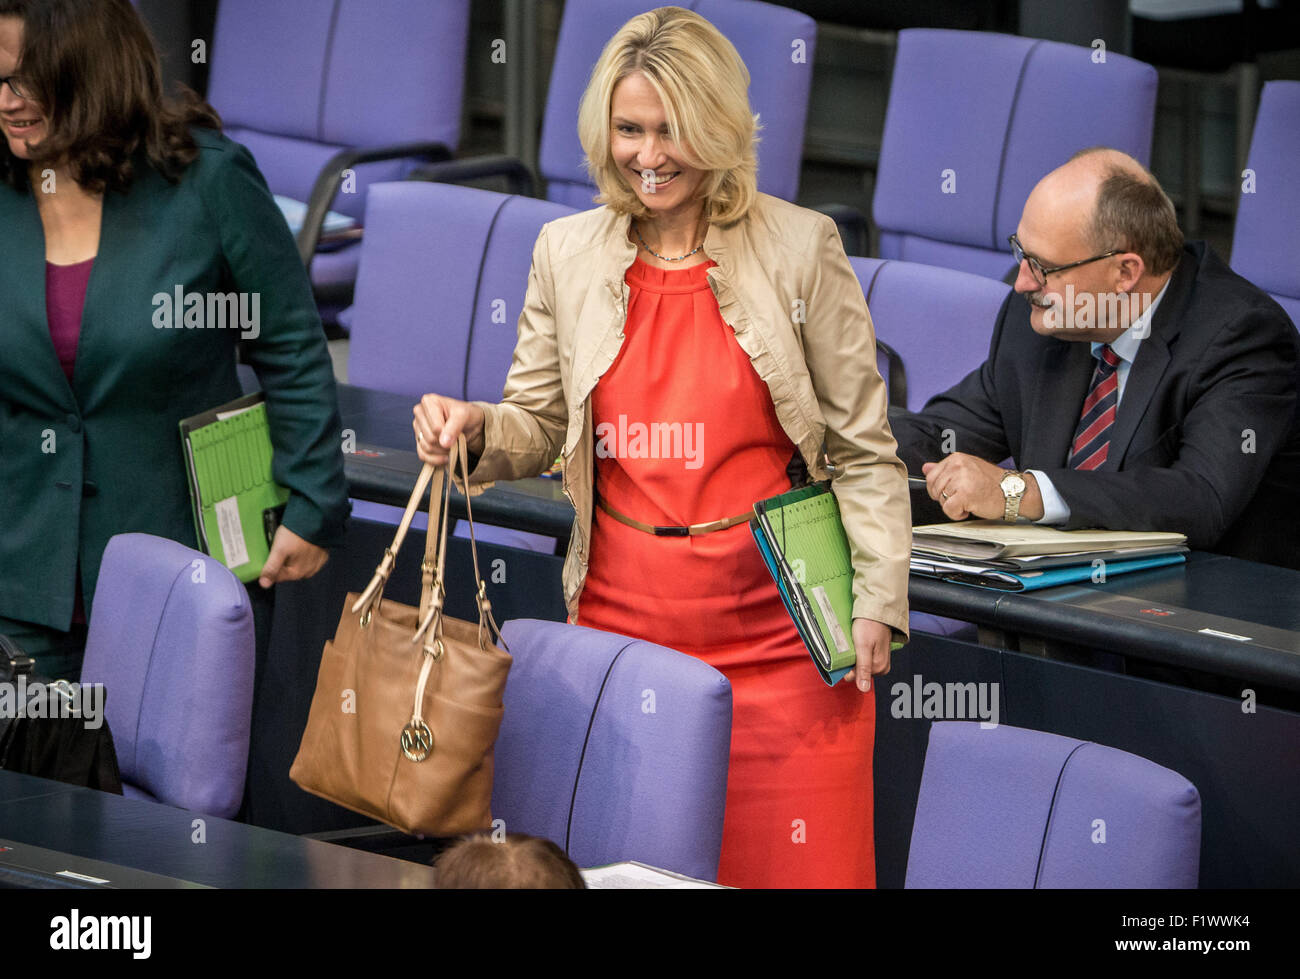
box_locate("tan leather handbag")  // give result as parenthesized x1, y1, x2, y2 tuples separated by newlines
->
(290, 436, 512, 836)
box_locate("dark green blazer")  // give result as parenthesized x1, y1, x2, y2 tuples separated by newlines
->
(0, 128, 350, 631)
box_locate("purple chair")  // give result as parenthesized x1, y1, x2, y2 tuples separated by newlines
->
(873, 29, 1158, 280)
(906, 722, 1201, 888)
(850, 256, 1011, 411)
(79, 534, 255, 818)
(906, 612, 976, 640)
(347, 181, 576, 401)
(848, 258, 1010, 640)
(346, 181, 575, 548)
(1230, 80, 1300, 327)
(493, 619, 732, 882)
(206, 0, 470, 311)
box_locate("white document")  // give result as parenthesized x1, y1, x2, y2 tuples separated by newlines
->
(581, 861, 728, 889)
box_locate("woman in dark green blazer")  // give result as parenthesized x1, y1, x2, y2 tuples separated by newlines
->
(0, 0, 349, 678)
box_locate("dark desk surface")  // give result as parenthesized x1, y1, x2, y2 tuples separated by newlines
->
(338, 383, 574, 538)
(0, 770, 438, 888)
(911, 551, 1300, 690)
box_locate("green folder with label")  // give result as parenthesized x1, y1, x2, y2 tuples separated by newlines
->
(179, 393, 289, 583)
(751, 483, 903, 686)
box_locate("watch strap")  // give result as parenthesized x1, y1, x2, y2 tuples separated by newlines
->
(1002, 471, 1025, 522)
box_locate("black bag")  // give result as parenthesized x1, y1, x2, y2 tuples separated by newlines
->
(0, 633, 123, 793)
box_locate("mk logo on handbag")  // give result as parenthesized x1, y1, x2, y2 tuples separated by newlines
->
(401, 721, 433, 762)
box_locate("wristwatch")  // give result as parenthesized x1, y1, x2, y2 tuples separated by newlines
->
(1000, 471, 1027, 522)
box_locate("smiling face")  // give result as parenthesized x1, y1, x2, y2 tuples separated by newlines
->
(609, 71, 705, 224)
(0, 16, 44, 159)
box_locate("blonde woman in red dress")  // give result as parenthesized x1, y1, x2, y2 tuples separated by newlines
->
(414, 6, 910, 888)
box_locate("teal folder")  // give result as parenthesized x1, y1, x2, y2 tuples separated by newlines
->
(179, 393, 290, 583)
(751, 483, 903, 686)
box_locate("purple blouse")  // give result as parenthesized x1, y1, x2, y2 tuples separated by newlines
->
(46, 258, 93, 624)
(45, 257, 94, 382)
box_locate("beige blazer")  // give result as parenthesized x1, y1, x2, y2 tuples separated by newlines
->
(460, 192, 911, 640)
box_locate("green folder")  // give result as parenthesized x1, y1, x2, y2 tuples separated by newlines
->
(751, 483, 903, 686)
(179, 393, 289, 583)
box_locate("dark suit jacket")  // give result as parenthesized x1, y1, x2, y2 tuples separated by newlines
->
(890, 242, 1300, 570)
(0, 129, 350, 631)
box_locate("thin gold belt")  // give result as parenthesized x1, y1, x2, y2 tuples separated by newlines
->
(595, 493, 751, 537)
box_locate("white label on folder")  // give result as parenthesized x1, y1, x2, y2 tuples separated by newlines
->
(215, 496, 250, 568)
(811, 586, 850, 653)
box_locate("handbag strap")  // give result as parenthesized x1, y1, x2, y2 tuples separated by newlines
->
(414, 435, 507, 655)
(349, 460, 435, 622)
(349, 435, 507, 655)
(413, 457, 453, 653)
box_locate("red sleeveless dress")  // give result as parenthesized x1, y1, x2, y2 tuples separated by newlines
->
(575, 255, 877, 888)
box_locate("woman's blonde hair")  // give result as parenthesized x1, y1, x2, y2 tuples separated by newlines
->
(576, 6, 759, 226)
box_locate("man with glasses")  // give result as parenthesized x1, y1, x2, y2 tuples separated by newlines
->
(890, 147, 1299, 569)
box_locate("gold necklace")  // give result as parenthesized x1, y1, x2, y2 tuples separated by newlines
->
(633, 221, 704, 262)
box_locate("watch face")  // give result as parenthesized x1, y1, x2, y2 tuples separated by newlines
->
(1002, 473, 1026, 496)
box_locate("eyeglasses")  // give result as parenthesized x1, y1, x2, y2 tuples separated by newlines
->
(1009, 233, 1120, 288)
(0, 75, 34, 100)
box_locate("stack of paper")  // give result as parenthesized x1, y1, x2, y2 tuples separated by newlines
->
(910, 521, 1188, 591)
(581, 861, 728, 889)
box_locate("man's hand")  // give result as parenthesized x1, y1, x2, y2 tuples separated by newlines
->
(922, 452, 1043, 521)
(845, 618, 894, 693)
(258, 525, 329, 589)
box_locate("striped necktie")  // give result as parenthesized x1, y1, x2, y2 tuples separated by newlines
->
(1069, 345, 1121, 470)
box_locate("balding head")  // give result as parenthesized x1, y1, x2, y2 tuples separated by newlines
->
(1034, 147, 1183, 276)
(1066, 146, 1151, 181)
(434, 833, 586, 889)
(1034, 147, 1149, 215)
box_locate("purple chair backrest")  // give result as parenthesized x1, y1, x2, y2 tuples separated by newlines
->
(874, 30, 1158, 281)
(538, 0, 815, 208)
(1231, 81, 1300, 327)
(906, 722, 1201, 888)
(850, 256, 1011, 410)
(80, 534, 255, 819)
(347, 181, 576, 399)
(494, 619, 732, 882)
(207, 0, 470, 220)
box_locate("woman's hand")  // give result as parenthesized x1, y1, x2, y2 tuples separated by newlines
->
(413, 394, 486, 465)
(845, 617, 894, 693)
(258, 526, 329, 589)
